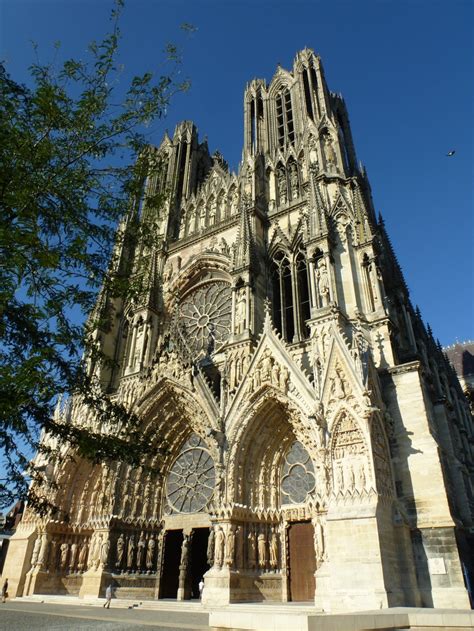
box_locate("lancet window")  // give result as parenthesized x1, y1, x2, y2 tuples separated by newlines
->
(270, 248, 311, 342)
(276, 89, 295, 148)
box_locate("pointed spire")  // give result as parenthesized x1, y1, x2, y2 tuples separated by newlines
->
(233, 202, 254, 270)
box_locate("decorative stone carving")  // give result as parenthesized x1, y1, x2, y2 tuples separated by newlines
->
(146, 534, 156, 571)
(225, 526, 235, 567)
(127, 535, 135, 570)
(257, 531, 267, 568)
(214, 526, 225, 568)
(235, 288, 247, 334)
(207, 527, 215, 566)
(269, 527, 279, 569)
(247, 527, 257, 570)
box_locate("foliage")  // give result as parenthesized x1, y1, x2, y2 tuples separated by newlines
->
(0, 0, 190, 511)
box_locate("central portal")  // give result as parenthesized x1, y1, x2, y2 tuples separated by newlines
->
(288, 521, 316, 601)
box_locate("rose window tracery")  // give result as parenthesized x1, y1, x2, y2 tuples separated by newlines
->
(179, 281, 232, 356)
(166, 434, 215, 513)
(281, 441, 315, 504)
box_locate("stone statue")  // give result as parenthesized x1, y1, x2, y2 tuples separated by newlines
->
(332, 371, 345, 399)
(69, 541, 78, 572)
(348, 465, 355, 491)
(49, 540, 57, 571)
(127, 535, 135, 570)
(207, 528, 215, 566)
(116, 533, 125, 569)
(257, 531, 267, 568)
(180, 535, 189, 567)
(31, 535, 42, 567)
(214, 527, 225, 567)
(336, 465, 344, 491)
(100, 537, 110, 567)
(146, 535, 156, 570)
(235, 289, 247, 334)
(316, 259, 330, 306)
(78, 540, 89, 571)
(279, 367, 289, 392)
(289, 163, 299, 199)
(60, 542, 69, 570)
(261, 349, 273, 381)
(235, 526, 243, 570)
(277, 168, 287, 204)
(247, 528, 257, 570)
(137, 531, 146, 570)
(37, 534, 49, 567)
(269, 528, 279, 569)
(314, 519, 325, 563)
(225, 527, 235, 568)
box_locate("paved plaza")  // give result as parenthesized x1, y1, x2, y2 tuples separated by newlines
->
(0, 601, 209, 630)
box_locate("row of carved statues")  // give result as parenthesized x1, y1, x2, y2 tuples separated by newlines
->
(28, 529, 159, 575)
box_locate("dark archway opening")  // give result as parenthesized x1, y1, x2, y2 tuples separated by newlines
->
(160, 529, 183, 599)
(190, 528, 210, 599)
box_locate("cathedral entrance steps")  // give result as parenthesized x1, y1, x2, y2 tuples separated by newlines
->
(208, 606, 474, 631)
(13, 594, 205, 612)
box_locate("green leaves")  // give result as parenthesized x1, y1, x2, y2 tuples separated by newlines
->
(0, 0, 191, 511)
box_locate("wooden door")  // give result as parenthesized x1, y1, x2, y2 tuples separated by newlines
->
(288, 521, 316, 602)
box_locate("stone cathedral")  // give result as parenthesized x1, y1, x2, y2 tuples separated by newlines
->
(4, 49, 473, 612)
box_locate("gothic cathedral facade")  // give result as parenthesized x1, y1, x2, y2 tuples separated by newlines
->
(4, 49, 473, 612)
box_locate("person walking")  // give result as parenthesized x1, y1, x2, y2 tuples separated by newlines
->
(1, 579, 8, 603)
(103, 583, 113, 608)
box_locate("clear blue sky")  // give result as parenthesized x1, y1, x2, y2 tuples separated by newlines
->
(1, 0, 473, 346)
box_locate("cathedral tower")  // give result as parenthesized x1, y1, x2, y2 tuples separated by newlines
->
(3, 50, 473, 613)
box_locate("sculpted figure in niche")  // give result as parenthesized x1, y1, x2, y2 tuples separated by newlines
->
(235, 289, 247, 334)
(180, 535, 189, 568)
(279, 366, 289, 392)
(127, 535, 136, 570)
(225, 527, 235, 567)
(324, 133, 337, 167)
(31, 535, 42, 567)
(316, 259, 330, 306)
(332, 370, 345, 399)
(348, 465, 355, 491)
(214, 527, 225, 567)
(257, 531, 267, 568)
(269, 528, 279, 570)
(261, 349, 273, 381)
(78, 540, 89, 571)
(60, 542, 69, 570)
(49, 540, 58, 571)
(289, 162, 299, 199)
(314, 518, 325, 563)
(69, 541, 78, 572)
(100, 536, 110, 567)
(146, 535, 156, 571)
(209, 198, 217, 225)
(200, 205, 207, 230)
(137, 531, 146, 570)
(277, 167, 287, 204)
(207, 527, 215, 566)
(116, 533, 125, 569)
(271, 361, 280, 386)
(235, 526, 244, 570)
(247, 527, 257, 570)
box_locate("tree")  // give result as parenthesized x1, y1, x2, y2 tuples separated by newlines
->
(0, 0, 191, 511)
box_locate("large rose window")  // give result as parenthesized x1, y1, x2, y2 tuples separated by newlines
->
(179, 281, 232, 356)
(166, 434, 216, 513)
(281, 441, 315, 504)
